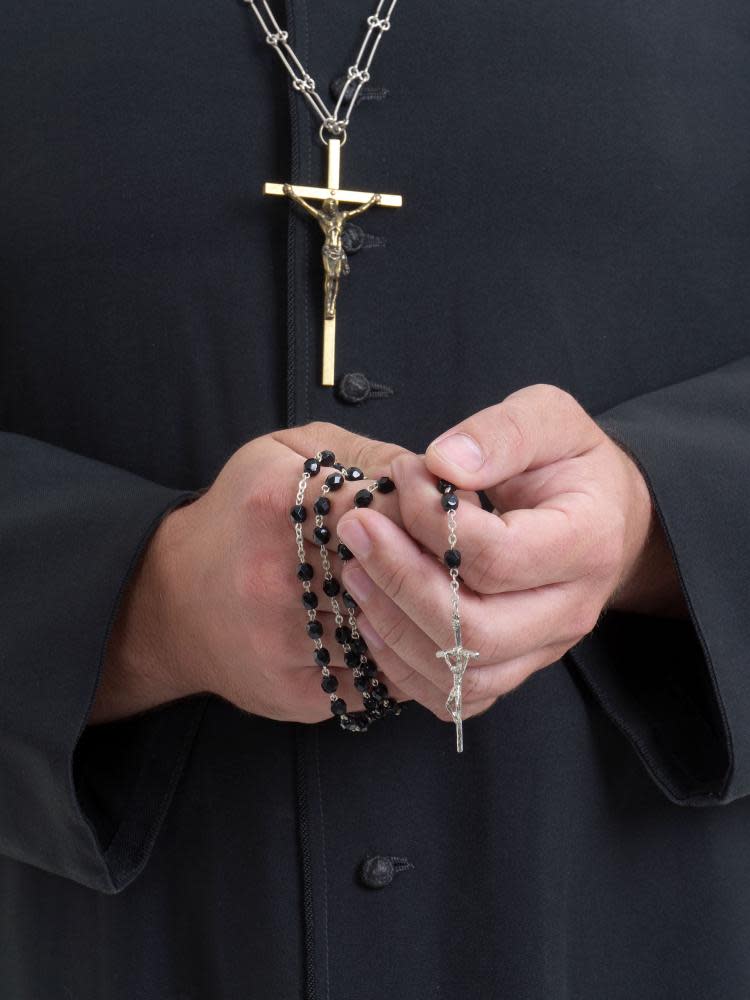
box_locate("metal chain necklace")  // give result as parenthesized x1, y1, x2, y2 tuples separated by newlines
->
(242, 0, 403, 386)
(244, 0, 398, 143)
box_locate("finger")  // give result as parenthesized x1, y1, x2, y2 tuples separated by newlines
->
(345, 582, 457, 697)
(392, 453, 601, 593)
(423, 384, 603, 494)
(336, 507, 465, 654)
(356, 611, 450, 707)
(362, 614, 568, 718)
(336, 506, 596, 662)
(296, 467, 403, 550)
(273, 420, 411, 480)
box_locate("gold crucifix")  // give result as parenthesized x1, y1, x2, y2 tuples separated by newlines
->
(264, 138, 402, 385)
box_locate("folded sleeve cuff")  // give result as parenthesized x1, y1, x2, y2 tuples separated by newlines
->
(567, 358, 750, 805)
(0, 433, 209, 891)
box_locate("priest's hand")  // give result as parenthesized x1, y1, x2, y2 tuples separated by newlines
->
(335, 384, 687, 724)
(91, 423, 412, 724)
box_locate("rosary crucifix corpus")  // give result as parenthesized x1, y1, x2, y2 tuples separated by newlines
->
(245, 0, 403, 385)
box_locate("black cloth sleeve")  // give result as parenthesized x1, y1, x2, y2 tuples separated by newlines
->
(567, 355, 750, 806)
(0, 432, 208, 892)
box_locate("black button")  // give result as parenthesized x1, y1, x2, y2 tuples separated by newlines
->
(336, 372, 395, 405)
(342, 223, 365, 254)
(359, 855, 395, 889)
(330, 75, 388, 107)
(337, 371, 371, 404)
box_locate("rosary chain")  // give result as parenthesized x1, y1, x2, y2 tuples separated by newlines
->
(243, 0, 398, 141)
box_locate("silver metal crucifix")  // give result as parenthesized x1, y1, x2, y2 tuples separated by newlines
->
(436, 618, 480, 753)
(264, 138, 402, 386)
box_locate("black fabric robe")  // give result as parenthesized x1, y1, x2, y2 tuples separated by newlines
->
(2, 1, 750, 997)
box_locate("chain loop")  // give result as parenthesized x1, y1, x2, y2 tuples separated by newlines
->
(244, 0, 398, 143)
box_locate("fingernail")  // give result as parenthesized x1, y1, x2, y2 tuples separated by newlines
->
(430, 432, 484, 472)
(337, 517, 372, 558)
(356, 613, 384, 651)
(342, 566, 374, 604)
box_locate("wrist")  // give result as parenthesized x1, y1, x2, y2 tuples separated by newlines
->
(90, 500, 204, 724)
(607, 454, 688, 619)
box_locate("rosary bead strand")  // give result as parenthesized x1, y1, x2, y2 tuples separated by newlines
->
(293, 451, 401, 733)
(293, 452, 473, 748)
(434, 482, 480, 753)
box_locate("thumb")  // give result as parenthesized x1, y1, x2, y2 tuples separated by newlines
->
(424, 384, 603, 491)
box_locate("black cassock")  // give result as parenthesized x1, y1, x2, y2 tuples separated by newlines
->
(2, 1, 750, 997)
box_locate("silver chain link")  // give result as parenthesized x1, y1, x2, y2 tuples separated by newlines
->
(243, 0, 398, 142)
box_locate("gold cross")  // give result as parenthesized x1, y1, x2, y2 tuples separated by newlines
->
(264, 138, 402, 386)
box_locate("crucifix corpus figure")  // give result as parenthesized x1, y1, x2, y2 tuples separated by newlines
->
(264, 137, 403, 386)
(283, 184, 382, 322)
(436, 619, 480, 753)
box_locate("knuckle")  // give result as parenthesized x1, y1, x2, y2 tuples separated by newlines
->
(248, 477, 286, 533)
(378, 560, 411, 605)
(464, 696, 499, 721)
(535, 383, 580, 415)
(304, 419, 339, 442)
(432, 702, 455, 725)
(461, 608, 497, 662)
(375, 610, 411, 651)
(566, 600, 601, 642)
(496, 406, 526, 458)
(463, 538, 512, 594)
(235, 546, 282, 606)
(462, 667, 495, 702)
(600, 529, 626, 578)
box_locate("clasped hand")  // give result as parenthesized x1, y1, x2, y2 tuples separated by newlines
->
(96, 383, 686, 727)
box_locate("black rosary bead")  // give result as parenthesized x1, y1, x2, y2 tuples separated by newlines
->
(306, 620, 324, 639)
(345, 650, 362, 669)
(314, 647, 331, 667)
(376, 475, 396, 494)
(349, 636, 367, 656)
(337, 542, 354, 561)
(335, 625, 353, 645)
(340, 711, 369, 732)
(354, 488, 374, 508)
(382, 699, 402, 717)
(331, 698, 348, 716)
(313, 525, 331, 545)
(441, 492, 459, 511)
(319, 450, 336, 467)
(302, 591, 319, 610)
(333, 625, 352, 646)
(304, 457, 321, 476)
(444, 549, 462, 569)
(345, 466, 365, 481)
(369, 685, 386, 703)
(342, 590, 358, 610)
(437, 478, 455, 494)
(313, 496, 331, 516)
(360, 658, 377, 676)
(333, 461, 346, 472)
(325, 471, 345, 491)
(354, 674, 370, 692)
(321, 674, 339, 694)
(323, 577, 341, 597)
(297, 561, 315, 581)
(290, 504, 307, 523)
